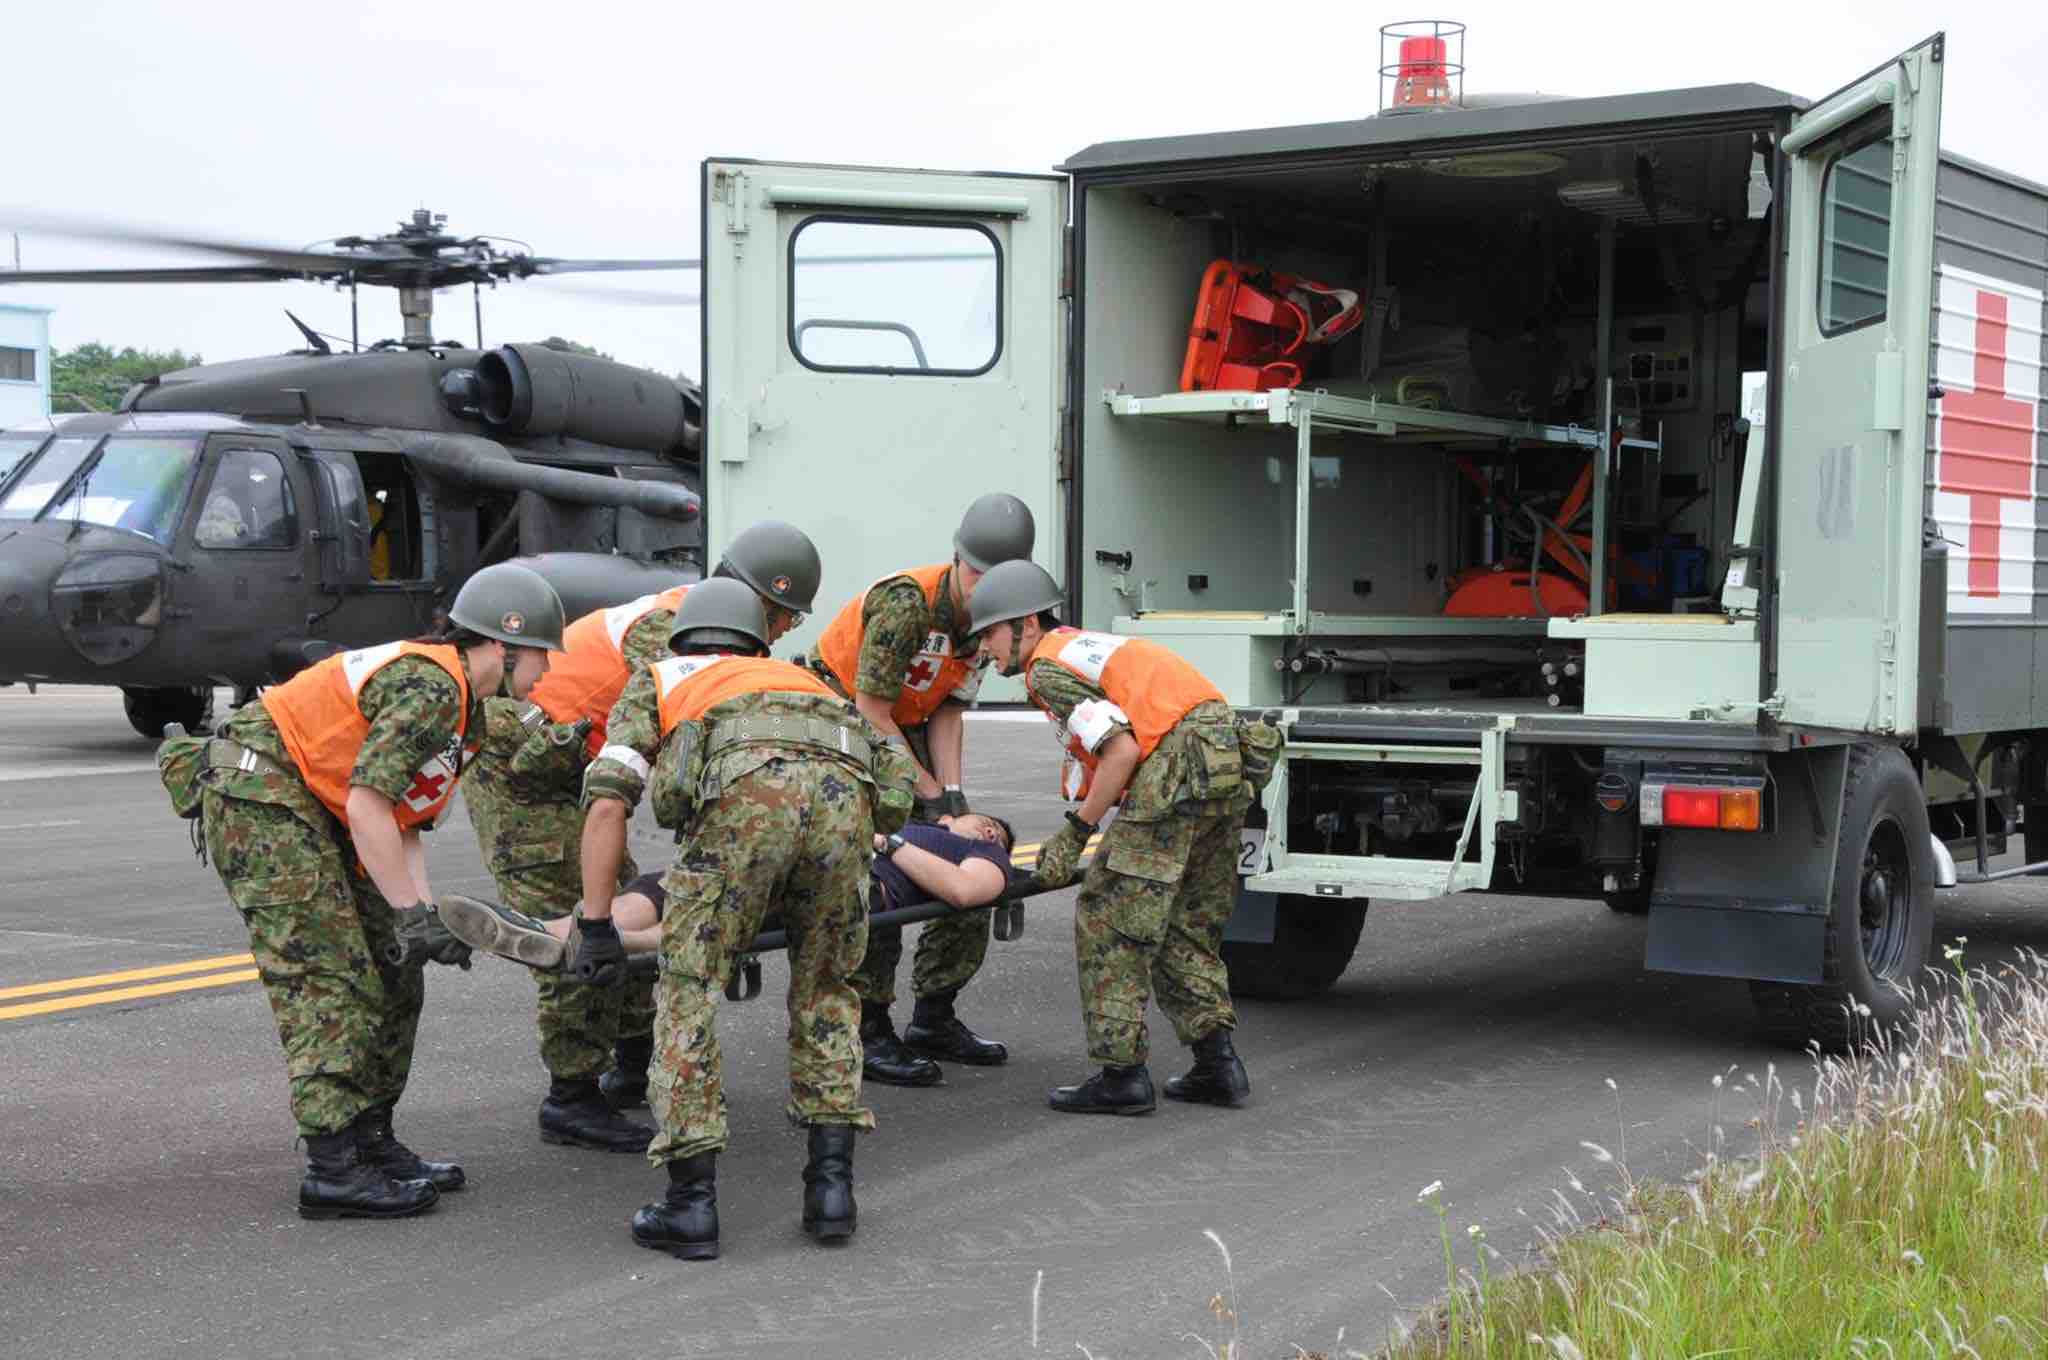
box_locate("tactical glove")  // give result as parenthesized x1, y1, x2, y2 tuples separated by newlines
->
(569, 914, 628, 987)
(1033, 814, 1095, 891)
(939, 787, 970, 818)
(387, 904, 473, 970)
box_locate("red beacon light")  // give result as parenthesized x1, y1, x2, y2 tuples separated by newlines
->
(1379, 20, 1465, 114)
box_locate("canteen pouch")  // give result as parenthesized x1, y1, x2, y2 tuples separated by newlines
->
(1183, 722, 1245, 802)
(1237, 719, 1283, 795)
(650, 719, 708, 831)
(156, 734, 211, 819)
(507, 714, 593, 796)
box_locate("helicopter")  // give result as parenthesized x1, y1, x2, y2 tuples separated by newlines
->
(0, 209, 710, 738)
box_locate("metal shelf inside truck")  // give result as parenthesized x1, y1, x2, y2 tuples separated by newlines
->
(1104, 388, 1611, 450)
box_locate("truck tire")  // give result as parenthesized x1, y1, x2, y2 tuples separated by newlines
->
(1222, 895, 1367, 1000)
(1749, 744, 1934, 1051)
(1603, 884, 1652, 915)
(2024, 803, 2048, 875)
(122, 685, 215, 741)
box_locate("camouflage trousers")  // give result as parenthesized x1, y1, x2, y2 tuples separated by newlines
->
(1074, 802, 1245, 1066)
(647, 757, 876, 1166)
(462, 752, 651, 1080)
(201, 789, 423, 1137)
(846, 718, 990, 1007)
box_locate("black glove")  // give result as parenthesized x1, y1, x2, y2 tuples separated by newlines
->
(387, 904, 473, 970)
(939, 787, 970, 818)
(570, 914, 628, 987)
(1034, 813, 1095, 891)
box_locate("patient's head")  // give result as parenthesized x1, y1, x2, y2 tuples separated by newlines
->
(942, 813, 1015, 852)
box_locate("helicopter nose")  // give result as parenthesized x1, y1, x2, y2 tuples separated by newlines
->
(0, 530, 66, 679)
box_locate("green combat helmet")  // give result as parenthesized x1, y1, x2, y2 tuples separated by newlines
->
(953, 493, 1035, 572)
(668, 576, 771, 655)
(966, 559, 1064, 641)
(716, 519, 822, 614)
(448, 562, 567, 651)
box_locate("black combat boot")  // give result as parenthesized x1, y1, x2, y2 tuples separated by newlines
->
(299, 1130, 440, 1220)
(903, 989, 1008, 1066)
(1163, 1029, 1251, 1108)
(860, 1003, 942, 1087)
(539, 1076, 655, 1153)
(599, 1035, 654, 1111)
(1048, 1063, 1156, 1116)
(800, 1125, 857, 1242)
(630, 1153, 719, 1260)
(354, 1103, 466, 1191)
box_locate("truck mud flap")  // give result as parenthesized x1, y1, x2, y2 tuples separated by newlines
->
(1243, 719, 1510, 902)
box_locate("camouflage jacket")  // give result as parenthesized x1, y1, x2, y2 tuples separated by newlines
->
(1026, 660, 1237, 822)
(850, 572, 986, 708)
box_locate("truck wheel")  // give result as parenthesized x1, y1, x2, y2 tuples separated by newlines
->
(122, 686, 215, 740)
(1749, 744, 1934, 1051)
(1222, 895, 1366, 1000)
(2025, 803, 2048, 874)
(1603, 884, 1652, 915)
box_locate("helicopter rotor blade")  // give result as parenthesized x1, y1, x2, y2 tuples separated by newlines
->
(0, 265, 309, 285)
(520, 257, 702, 275)
(0, 209, 405, 273)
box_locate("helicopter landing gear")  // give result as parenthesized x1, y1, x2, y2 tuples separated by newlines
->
(122, 686, 216, 741)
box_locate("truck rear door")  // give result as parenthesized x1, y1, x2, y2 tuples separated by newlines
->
(699, 160, 1066, 681)
(1772, 35, 1945, 733)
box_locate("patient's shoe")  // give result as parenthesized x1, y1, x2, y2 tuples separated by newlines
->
(437, 893, 566, 970)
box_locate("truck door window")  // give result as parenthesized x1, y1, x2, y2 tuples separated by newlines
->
(196, 447, 298, 549)
(788, 217, 1001, 375)
(1818, 132, 1893, 334)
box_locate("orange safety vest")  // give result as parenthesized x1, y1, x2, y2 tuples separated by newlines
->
(651, 653, 839, 736)
(814, 563, 976, 728)
(262, 641, 475, 830)
(1023, 628, 1225, 801)
(529, 585, 689, 756)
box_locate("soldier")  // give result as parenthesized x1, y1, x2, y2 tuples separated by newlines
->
(461, 522, 820, 1155)
(577, 578, 912, 1259)
(807, 492, 1033, 1086)
(168, 563, 565, 1218)
(966, 560, 1254, 1116)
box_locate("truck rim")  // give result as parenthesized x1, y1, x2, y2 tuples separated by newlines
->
(1858, 817, 1912, 981)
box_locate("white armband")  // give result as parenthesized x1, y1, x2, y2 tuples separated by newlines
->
(595, 744, 652, 781)
(1067, 698, 1131, 754)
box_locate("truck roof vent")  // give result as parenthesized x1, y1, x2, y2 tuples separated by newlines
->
(1378, 19, 1465, 114)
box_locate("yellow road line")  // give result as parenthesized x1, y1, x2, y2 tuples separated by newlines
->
(0, 968, 259, 1021)
(1009, 832, 1104, 866)
(0, 952, 257, 1002)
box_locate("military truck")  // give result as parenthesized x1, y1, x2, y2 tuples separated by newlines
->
(698, 29, 2048, 1045)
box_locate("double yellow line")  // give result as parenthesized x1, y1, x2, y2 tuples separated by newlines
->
(0, 953, 258, 1022)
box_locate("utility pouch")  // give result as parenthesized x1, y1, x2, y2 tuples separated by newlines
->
(156, 733, 212, 819)
(1237, 719, 1283, 794)
(1183, 722, 1245, 801)
(870, 737, 917, 835)
(650, 719, 708, 830)
(507, 707, 592, 795)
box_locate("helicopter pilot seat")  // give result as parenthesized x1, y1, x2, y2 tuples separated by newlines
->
(196, 491, 251, 547)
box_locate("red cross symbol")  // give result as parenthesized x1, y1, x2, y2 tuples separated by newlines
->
(905, 657, 938, 688)
(1939, 288, 2036, 597)
(405, 769, 450, 806)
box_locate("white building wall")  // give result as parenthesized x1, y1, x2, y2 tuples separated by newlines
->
(0, 304, 53, 429)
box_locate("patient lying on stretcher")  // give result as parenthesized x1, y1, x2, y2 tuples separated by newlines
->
(441, 814, 1018, 970)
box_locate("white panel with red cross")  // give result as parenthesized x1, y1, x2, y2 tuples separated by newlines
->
(1929, 264, 2046, 617)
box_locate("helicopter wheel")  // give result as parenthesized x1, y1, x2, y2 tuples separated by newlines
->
(122, 686, 217, 741)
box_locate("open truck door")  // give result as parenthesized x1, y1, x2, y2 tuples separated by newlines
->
(1772, 35, 1945, 734)
(699, 160, 1067, 686)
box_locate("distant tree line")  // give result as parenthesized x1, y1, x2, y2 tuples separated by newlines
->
(50, 343, 199, 414)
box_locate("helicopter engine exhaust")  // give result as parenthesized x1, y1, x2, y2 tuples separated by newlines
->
(476, 344, 698, 456)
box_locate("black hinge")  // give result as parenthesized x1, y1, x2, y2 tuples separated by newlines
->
(1060, 225, 1075, 299)
(1930, 33, 1944, 63)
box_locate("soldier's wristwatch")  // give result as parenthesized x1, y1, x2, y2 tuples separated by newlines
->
(1065, 811, 1099, 837)
(885, 833, 908, 858)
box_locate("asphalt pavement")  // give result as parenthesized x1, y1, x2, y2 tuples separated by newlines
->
(3, 684, 2040, 1359)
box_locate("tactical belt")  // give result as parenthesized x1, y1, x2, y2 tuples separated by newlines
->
(703, 713, 873, 769)
(206, 737, 291, 781)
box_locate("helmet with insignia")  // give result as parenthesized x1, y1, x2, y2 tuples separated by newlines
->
(668, 576, 771, 656)
(965, 559, 1064, 641)
(715, 519, 821, 614)
(953, 492, 1035, 572)
(447, 562, 567, 651)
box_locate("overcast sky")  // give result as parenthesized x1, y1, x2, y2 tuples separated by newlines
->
(4, 0, 2043, 380)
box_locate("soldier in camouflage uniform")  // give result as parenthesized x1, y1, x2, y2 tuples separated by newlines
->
(579, 579, 913, 1260)
(806, 493, 1034, 1086)
(967, 560, 1255, 1117)
(461, 522, 821, 1154)
(163, 563, 566, 1219)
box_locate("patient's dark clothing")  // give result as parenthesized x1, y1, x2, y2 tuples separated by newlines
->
(622, 823, 1011, 920)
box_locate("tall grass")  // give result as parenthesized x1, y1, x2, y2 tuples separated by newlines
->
(1382, 946, 2048, 1358)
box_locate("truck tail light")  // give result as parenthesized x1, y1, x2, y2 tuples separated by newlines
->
(1641, 783, 1762, 831)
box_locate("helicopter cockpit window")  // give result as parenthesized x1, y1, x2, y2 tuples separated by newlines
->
(788, 218, 1001, 375)
(0, 433, 44, 490)
(196, 448, 298, 550)
(0, 437, 100, 522)
(40, 436, 201, 545)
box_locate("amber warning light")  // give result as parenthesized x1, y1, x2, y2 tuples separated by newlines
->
(1640, 783, 1763, 832)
